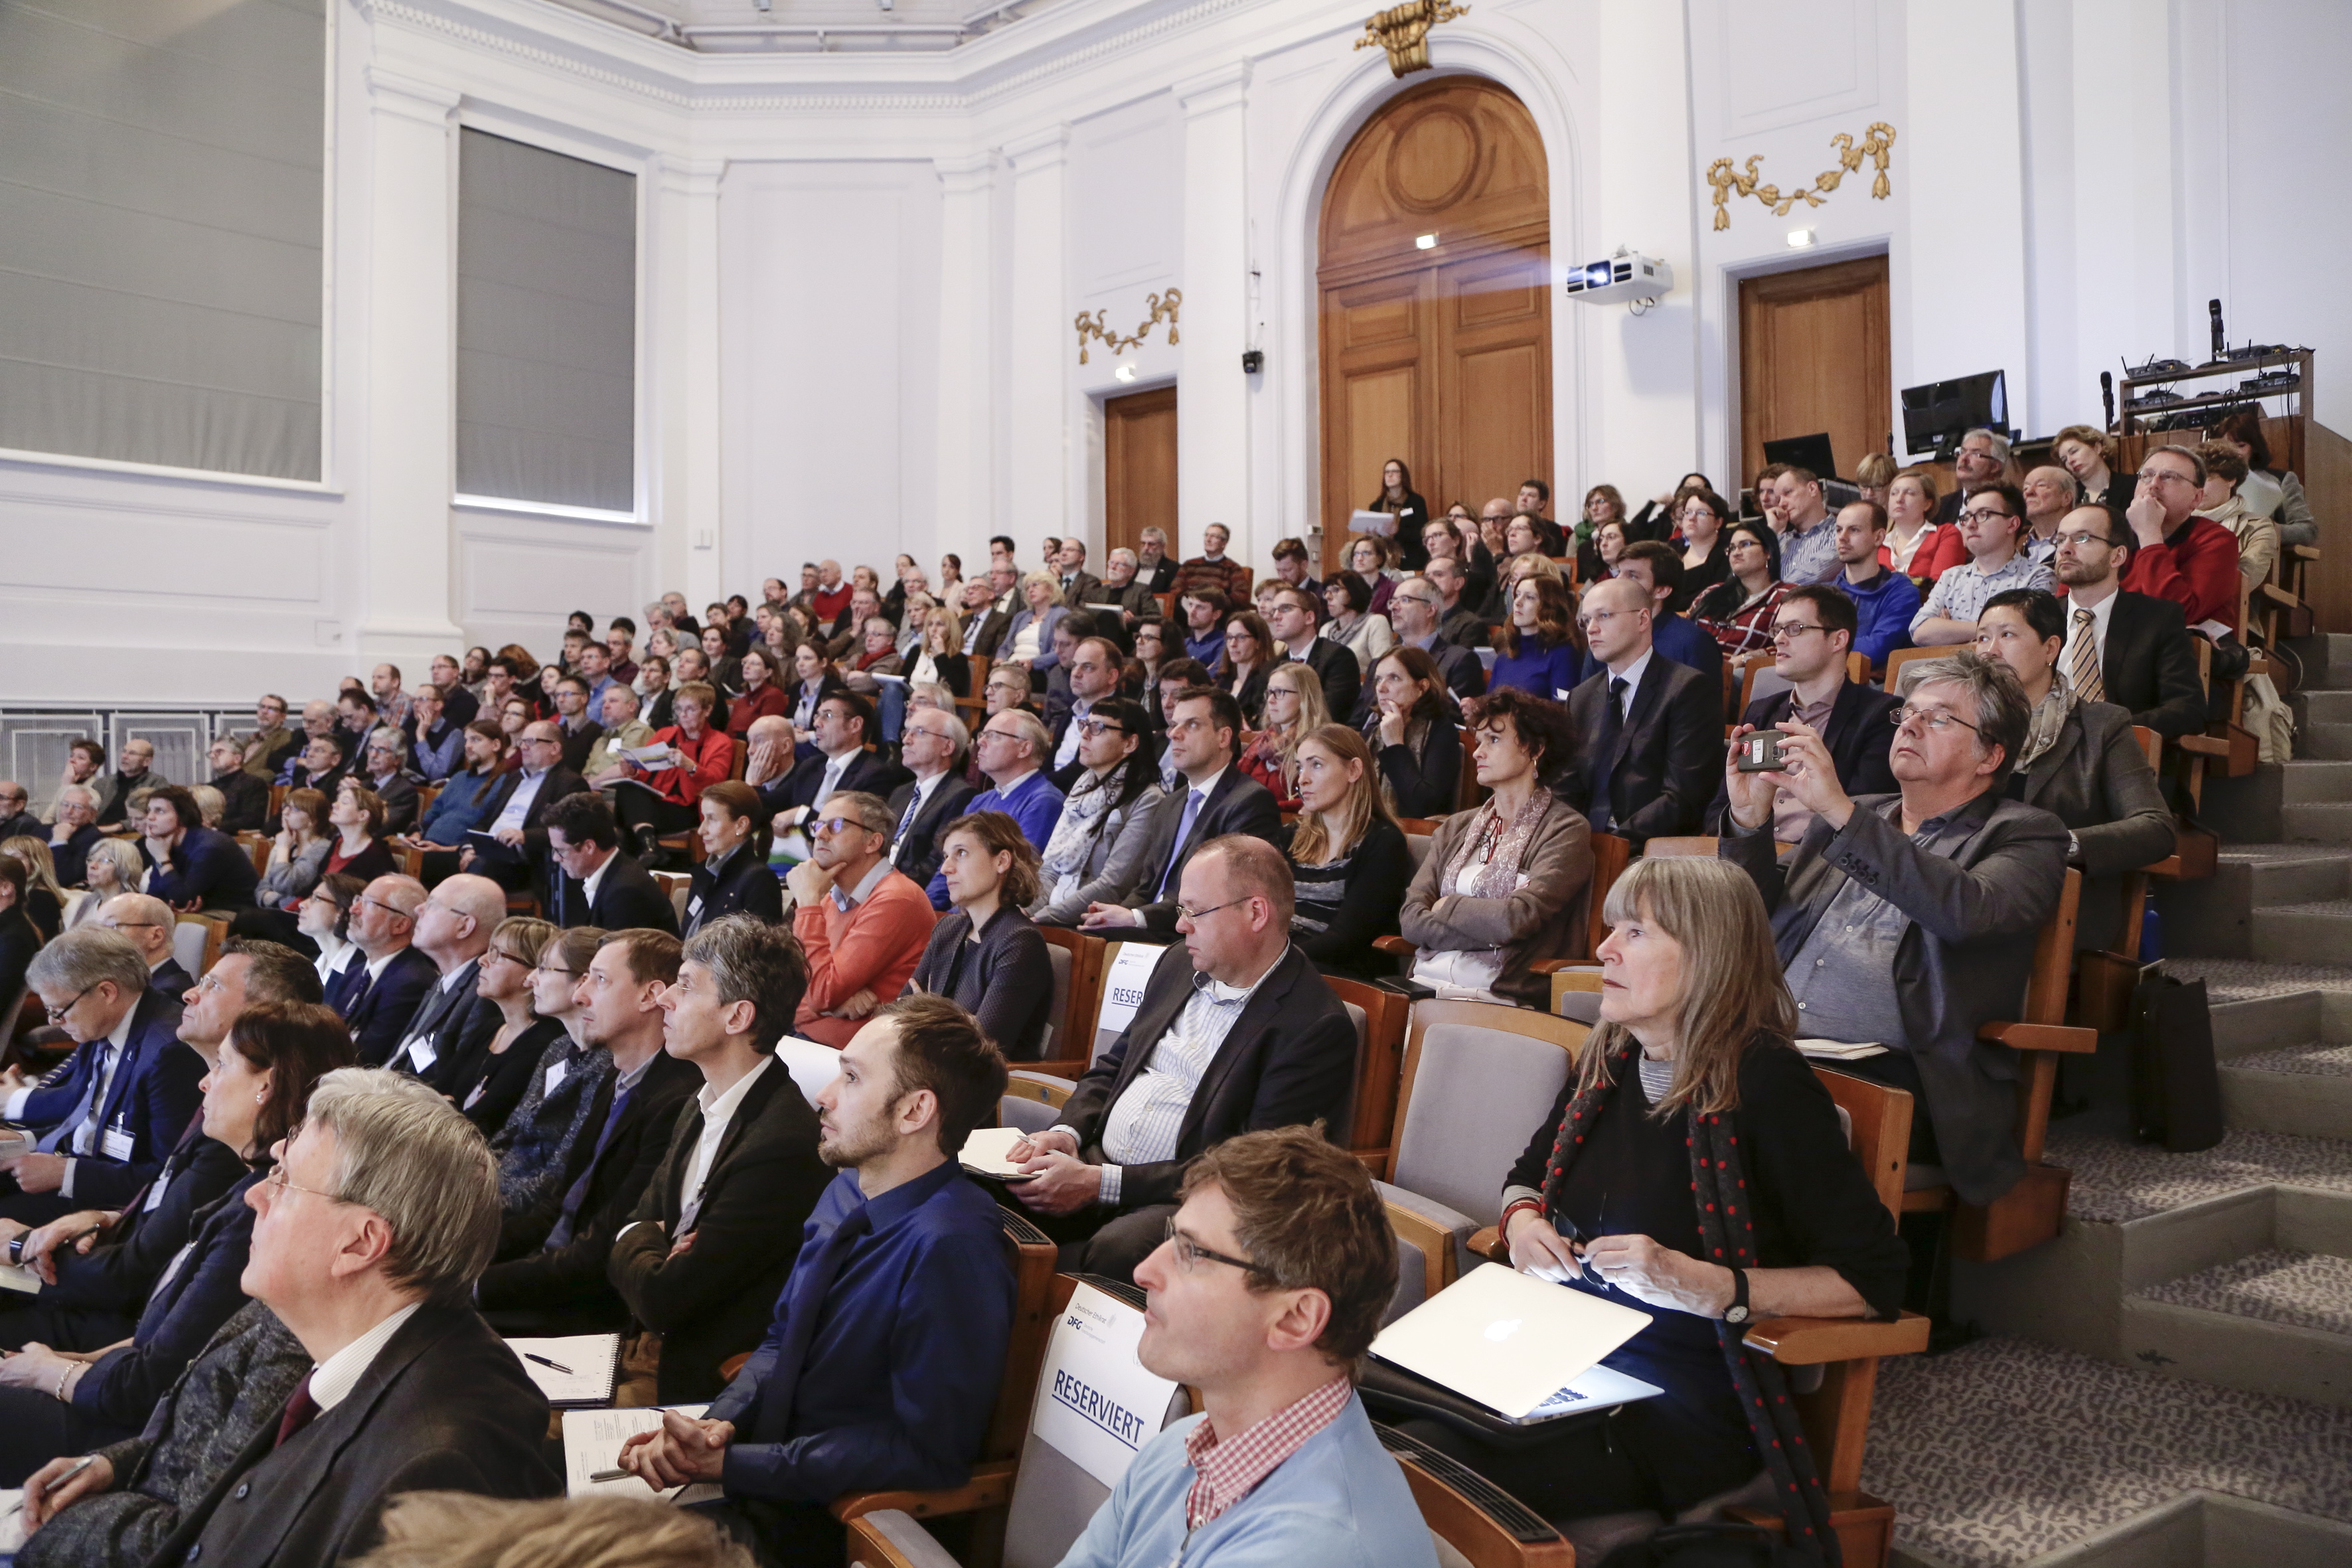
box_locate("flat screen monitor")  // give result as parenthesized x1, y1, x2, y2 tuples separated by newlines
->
(1901, 370, 2007, 457)
(1762, 432, 1836, 480)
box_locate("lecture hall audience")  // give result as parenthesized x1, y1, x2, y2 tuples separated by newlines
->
(911, 809, 1054, 1059)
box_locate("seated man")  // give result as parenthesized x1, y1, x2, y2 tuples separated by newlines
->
(1060, 1127, 1436, 1568)
(461, 722, 589, 892)
(26, 1069, 559, 1565)
(138, 786, 259, 912)
(335, 874, 440, 1063)
(621, 999, 1013, 1568)
(1830, 500, 1919, 671)
(382, 874, 507, 1078)
(405, 681, 466, 781)
(2048, 503, 2207, 739)
(357, 728, 423, 838)
(610, 917, 830, 1401)
(1711, 584, 1899, 838)
(754, 692, 906, 830)
(1048, 637, 1125, 790)
(1377, 576, 1486, 708)
(92, 740, 163, 830)
(1976, 589, 2175, 951)
(1559, 577, 1719, 846)
(1583, 542, 1722, 709)
(929, 710, 1064, 907)
(1011, 837, 1356, 1279)
(551, 676, 606, 776)
(789, 794, 934, 1048)
(1720, 649, 2068, 1206)
(543, 793, 679, 934)
(882, 708, 977, 889)
(6, 929, 203, 1223)
(580, 683, 656, 789)
(1083, 688, 1280, 938)
(200, 737, 268, 834)
(2122, 445, 2242, 633)
(410, 722, 509, 852)
(93, 892, 195, 1000)
(1265, 586, 1360, 726)
(1909, 484, 2055, 646)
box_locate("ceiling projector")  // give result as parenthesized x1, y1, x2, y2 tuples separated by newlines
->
(1563, 250, 1673, 305)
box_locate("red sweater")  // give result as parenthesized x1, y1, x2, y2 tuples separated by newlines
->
(2123, 514, 2240, 633)
(811, 583, 854, 626)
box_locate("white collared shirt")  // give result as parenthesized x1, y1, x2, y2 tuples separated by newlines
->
(580, 851, 614, 911)
(309, 1301, 424, 1411)
(311, 935, 351, 986)
(1605, 645, 1656, 707)
(1054, 699, 1096, 769)
(489, 766, 550, 835)
(890, 773, 949, 865)
(678, 1057, 773, 1235)
(2061, 586, 2119, 678)
(7, 1000, 138, 1193)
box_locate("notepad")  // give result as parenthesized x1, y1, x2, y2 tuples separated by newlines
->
(1796, 1038, 1889, 1061)
(0, 1261, 38, 1296)
(0, 1130, 31, 1160)
(0, 1490, 23, 1551)
(561, 1404, 718, 1503)
(507, 1334, 622, 1407)
(958, 1125, 1040, 1182)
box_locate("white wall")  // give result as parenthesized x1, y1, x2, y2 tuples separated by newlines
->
(4, 0, 2349, 709)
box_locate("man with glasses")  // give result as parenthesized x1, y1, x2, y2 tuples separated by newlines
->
(881, 710, 977, 891)
(931, 710, 1063, 907)
(2049, 503, 2206, 739)
(1050, 636, 1127, 788)
(1909, 483, 2055, 646)
(3, 928, 204, 1223)
(789, 794, 933, 1048)
(1560, 577, 1719, 846)
(272, 701, 342, 789)
(1266, 586, 1361, 726)
(336, 875, 441, 1066)
(94, 893, 195, 1000)
(755, 691, 907, 832)
(1083, 689, 1279, 935)
(1176, 522, 1254, 603)
(958, 574, 1012, 658)
(542, 793, 678, 935)
(1059, 1127, 1430, 1568)
(1379, 576, 1485, 708)
(200, 736, 268, 834)
(428, 655, 480, 727)
(1010, 837, 1354, 1281)
(1933, 428, 2022, 524)
(0, 782, 42, 844)
(1721, 649, 2069, 1216)
(2121, 445, 2243, 633)
(1710, 584, 1899, 838)
(462, 721, 588, 892)
(240, 694, 299, 779)
(376, 874, 506, 1079)
(1829, 500, 1920, 671)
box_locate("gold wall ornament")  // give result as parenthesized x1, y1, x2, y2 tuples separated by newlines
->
(1707, 122, 1897, 232)
(1354, 0, 1469, 80)
(1074, 289, 1182, 364)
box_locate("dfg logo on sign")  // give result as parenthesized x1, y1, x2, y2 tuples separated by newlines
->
(1029, 1282, 1182, 1488)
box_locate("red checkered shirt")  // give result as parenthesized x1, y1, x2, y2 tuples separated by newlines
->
(1182, 1375, 1353, 1533)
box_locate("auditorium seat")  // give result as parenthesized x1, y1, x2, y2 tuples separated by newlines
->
(1021, 927, 1103, 1078)
(1324, 974, 1410, 1164)
(173, 911, 228, 979)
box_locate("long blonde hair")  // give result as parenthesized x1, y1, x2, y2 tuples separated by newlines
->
(1287, 725, 1393, 866)
(0, 837, 67, 908)
(1573, 857, 1796, 1117)
(1261, 663, 1332, 789)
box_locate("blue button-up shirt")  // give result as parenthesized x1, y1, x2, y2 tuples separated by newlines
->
(706, 1162, 1014, 1504)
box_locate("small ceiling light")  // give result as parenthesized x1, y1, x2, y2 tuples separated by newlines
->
(1115, 364, 1137, 382)
(1786, 228, 1816, 249)
(1415, 233, 1439, 250)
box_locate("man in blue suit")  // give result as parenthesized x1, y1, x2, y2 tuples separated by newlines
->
(334, 875, 441, 1068)
(5, 929, 204, 1224)
(138, 786, 259, 912)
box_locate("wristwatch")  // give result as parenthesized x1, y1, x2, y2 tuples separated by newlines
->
(1724, 1267, 1751, 1325)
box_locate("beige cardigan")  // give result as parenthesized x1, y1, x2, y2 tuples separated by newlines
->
(1397, 793, 1595, 1006)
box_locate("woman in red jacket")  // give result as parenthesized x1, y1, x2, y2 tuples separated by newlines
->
(724, 646, 791, 741)
(611, 680, 738, 859)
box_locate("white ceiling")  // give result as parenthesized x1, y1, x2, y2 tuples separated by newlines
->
(543, 0, 1063, 52)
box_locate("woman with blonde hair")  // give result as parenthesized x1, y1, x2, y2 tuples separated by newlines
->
(1237, 662, 1329, 808)
(1429, 855, 1905, 1537)
(0, 837, 68, 942)
(66, 839, 147, 931)
(2052, 422, 2134, 514)
(443, 915, 564, 1135)
(1884, 467, 1945, 579)
(910, 601, 970, 696)
(1282, 725, 1410, 978)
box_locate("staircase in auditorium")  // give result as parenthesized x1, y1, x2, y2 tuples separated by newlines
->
(1865, 633, 2352, 1568)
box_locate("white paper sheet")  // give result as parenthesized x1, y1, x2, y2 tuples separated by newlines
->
(562, 1404, 717, 1503)
(958, 1125, 1039, 1182)
(506, 1334, 621, 1406)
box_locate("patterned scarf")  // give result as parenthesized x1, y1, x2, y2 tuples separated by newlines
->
(1038, 757, 1132, 888)
(1441, 791, 1555, 902)
(1537, 1036, 1841, 1566)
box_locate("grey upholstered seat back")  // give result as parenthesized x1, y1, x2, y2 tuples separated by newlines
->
(1002, 1383, 1191, 1568)
(1042, 941, 1071, 1058)
(172, 918, 208, 979)
(1391, 1022, 1573, 1227)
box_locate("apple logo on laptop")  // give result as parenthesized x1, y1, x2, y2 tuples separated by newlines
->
(1483, 1318, 1522, 1344)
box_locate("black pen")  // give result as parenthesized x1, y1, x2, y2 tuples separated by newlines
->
(522, 1352, 574, 1375)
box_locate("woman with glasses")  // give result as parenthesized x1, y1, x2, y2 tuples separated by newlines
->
(441, 917, 564, 1137)
(1488, 574, 1581, 704)
(913, 811, 1054, 1060)
(1346, 534, 1401, 618)
(489, 923, 617, 1226)
(1215, 611, 1275, 728)
(1283, 725, 1409, 979)
(1629, 471, 1714, 540)
(1692, 521, 1790, 659)
(1365, 647, 1462, 820)
(1030, 699, 1167, 927)
(1318, 574, 1395, 672)
(1237, 664, 1327, 811)
(1399, 688, 1592, 1006)
(1366, 457, 1431, 570)
(1668, 489, 1733, 611)
(1573, 484, 1628, 581)
(64, 840, 145, 932)
(0, 1000, 354, 1486)
(682, 781, 784, 935)
(296, 874, 367, 984)
(251, 786, 332, 914)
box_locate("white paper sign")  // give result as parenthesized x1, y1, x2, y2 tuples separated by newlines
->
(1091, 944, 1161, 1042)
(1030, 1283, 1182, 1489)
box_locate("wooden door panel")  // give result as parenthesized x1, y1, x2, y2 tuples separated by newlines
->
(1739, 256, 1889, 488)
(1447, 343, 1545, 509)
(1445, 246, 1547, 330)
(1105, 385, 1178, 564)
(1343, 291, 1421, 351)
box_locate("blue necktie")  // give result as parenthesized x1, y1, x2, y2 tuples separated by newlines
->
(545, 1080, 637, 1250)
(750, 1206, 874, 1440)
(37, 1044, 111, 1154)
(1156, 789, 1206, 900)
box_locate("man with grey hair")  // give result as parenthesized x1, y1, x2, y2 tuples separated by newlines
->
(44, 783, 101, 887)
(1135, 524, 1178, 593)
(1099, 546, 1160, 625)
(882, 707, 976, 888)
(3, 928, 203, 1222)
(92, 740, 162, 831)
(337, 874, 439, 1065)
(358, 727, 422, 837)
(581, 682, 655, 787)
(1936, 427, 2021, 522)
(929, 709, 1064, 907)
(92, 892, 194, 1000)
(380, 874, 506, 1080)
(0, 781, 38, 842)
(1721, 647, 2068, 1213)
(27, 1069, 558, 1562)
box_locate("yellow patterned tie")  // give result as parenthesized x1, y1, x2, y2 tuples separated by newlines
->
(2069, 608, 2106, 704)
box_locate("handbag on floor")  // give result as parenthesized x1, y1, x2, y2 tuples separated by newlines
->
(2128, 971, 2225, 1152)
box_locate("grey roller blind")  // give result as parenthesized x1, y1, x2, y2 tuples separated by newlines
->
(0, 0, 325, 481)
(456, 129, 636, 513)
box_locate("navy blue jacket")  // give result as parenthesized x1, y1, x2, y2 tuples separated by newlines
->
(142, 825, 260, 911)
(706, 1162, 1014, 1506)
(684, 846, 785, 936)
(50, 824, 101, 888)
(338, 947, 441, 1070)
(22, 991, 202, 1210)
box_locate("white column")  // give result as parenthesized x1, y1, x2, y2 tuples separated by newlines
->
(651, 155, 726, 609)
(935, 153, 998, 564)
(1176, 63, 1251, 564)
(356, 67, 466, 660)
(1005, 126, 1070, 538)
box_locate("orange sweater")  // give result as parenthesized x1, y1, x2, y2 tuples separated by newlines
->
(792, 867, 935, 1047)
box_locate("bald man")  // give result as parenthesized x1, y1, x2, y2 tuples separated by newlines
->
(93, 893, 193, 1002)
(335, 874, 440, 1066)
(1559, 576, 1721, 845)
(378, 873, 507, 1079)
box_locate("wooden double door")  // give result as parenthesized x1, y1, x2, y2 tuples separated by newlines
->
(1319, 76, 1552, 574)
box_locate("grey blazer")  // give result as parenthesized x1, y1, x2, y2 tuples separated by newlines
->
(1723, 791, 2069, 1207)
(1030, 783, 1170, 926)
(2015, 698, 2175, 953)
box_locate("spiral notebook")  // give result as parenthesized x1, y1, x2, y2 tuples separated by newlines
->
(505, 1334, 623, 1407)
(562, 1404, 718, 1504)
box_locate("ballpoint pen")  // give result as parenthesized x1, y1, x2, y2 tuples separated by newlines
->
(521, 1352, 575, 1374)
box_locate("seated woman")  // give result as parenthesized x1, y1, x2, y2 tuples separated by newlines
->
(2193, 439, 2280, 597)
(440, 917, 566, 1137)
(1366, 647, 1462, 821)
(2212, 404, 2317, 538)
(781, 641, 846, 737)
(682, 781, 784, 936)
(321, 781, 396, 886)
(65, 840, 144, 932)
(1488, 574, 1581, 703)
(1397, 687, 1591, 1007)
(0, 860, 39, 1011)
(1283, 725, 1409, 979)
(291, 872, 367, 983)
(1691, 521, 1789, 660)
(1237, 663, 1330, 811)
(1215, 610, 1274, 727)
(725, 647, 792, 742)
(610, 680, 736, 859)
(495, 696, 534, 770)
(912, 811, 1054, 1061)
(907, 603, 971, 698)
(1407, 856, 1905, 1537)
(1, 840, 68, 943)
(1882, 468, 1945, 580)
(1320, 573, 1395, 673)
(411, 724, 508, 851)
(1029, 699, 1167, 928)
(996, 572, 1069, 673)
(0, 1001, 354, 1484)
(700, 625, 744, 696)
(250, 786, 332, 918)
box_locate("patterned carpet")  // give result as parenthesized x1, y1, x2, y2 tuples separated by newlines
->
(2045, 1127, 2352, 1222)
(2162, 957, 2352, 1000)
(2138, 1247, 2352, 1337)
(1867, 1338, 2352, 1568)
(2230, 1041, 2352, 1077)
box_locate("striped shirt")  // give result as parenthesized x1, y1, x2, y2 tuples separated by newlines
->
(1079, 959, 1279, 1206)
(1184, 1375, 1354, 1532)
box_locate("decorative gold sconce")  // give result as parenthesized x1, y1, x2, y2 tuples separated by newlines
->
(1075, 289, 1182, 364)
(1707, 123, 1897, 231)
(1353, 0, 1468, 79)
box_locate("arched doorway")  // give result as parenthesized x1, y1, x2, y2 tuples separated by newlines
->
(1318, 76, 1551, 576)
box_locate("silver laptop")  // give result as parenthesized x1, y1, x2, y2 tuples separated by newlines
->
(1372, 1262, 1662, 1421)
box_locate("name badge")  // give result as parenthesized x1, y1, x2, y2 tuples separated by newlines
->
(686, 894, 704, 917)
(144, 1176, 169, 1213)
(406, 1036, 437, 1072)
(102, 1125, 135, 1162)
(544, 1060, 570, 1096)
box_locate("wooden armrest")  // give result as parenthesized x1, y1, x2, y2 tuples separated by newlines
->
(1528, 959, 1600, 975)
(1004, 1071, 1075, 1109)
(1741, 1310, 1930, 1364)
(1978, 1021, 2098, 1054)
(1468, 1225, 1508, 1262)
(2291, 543, 2321, 560)
(1372, 935, 1415, 957)
(831, 1461, 1015, 1522)
(847, 1514, 960, 1568)
(2173, 733, 2232, 757)
(2256, 582, 2301, 609)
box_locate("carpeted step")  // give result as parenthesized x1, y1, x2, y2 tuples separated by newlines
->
(2045, 1127, 2352, 1223)
(2281, 760, 2352, 804)
(2124, 1248, 2352, 1407)
(2307, 723, 2352, 761)
(2221, 1042, 2352, 1140)
(2282, 801, 2352, 842)
(2249, 900, 2352, 968)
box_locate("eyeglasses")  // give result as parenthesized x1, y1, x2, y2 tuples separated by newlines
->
(1162, 1216, 1271, 1278)
(1768, 623, 1827, 642)
(2138, 469, 2196, 486)
(351, 894, 409, 921)
(1890, 704, 1984, 736)
(1958, 508, 2015, 526)
(41, 985, 94, 1023)
(532, 963, 580, 978)
(1175, 896, 1249, 923)
(1075, 720, 1129, 739)
(262, 1163, 347, 1205)
(1576, 609, 1641, 631)
(812, 816, 865, 836)
(2053, 528, 2114, 548)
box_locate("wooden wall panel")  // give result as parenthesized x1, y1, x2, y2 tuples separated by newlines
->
(1104, 385, 1179, 563)
(1737, 255, 1890, 489)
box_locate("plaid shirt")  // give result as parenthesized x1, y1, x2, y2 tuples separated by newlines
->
(1699, 581, 1790, 659)
(1183, 1375, 1354, 1532)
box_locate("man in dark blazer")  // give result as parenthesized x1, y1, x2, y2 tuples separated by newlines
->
(1055, 538, 1104, 610)
(1559, 578, 1721, 846)
(1709, 584, 1900, 834)
(7, 929, 203, 1223)
(1266, 586, 1361, 724)
(336, 875, 442, 1068)
(89, 891, 194, 1001)
(1719, 649, 2068, 1209)
(2051, 503, 2207, 740)
(1081, 688, 1281, 939)
(957, 577, 1012, 663)
(883, 710, 979, 890)
(610, 916, 830, 1401)
(133, 1073, 558, 1567)
(754, 692, 909, 826)
(1010, 837, 1356, 1280)
(542, 793, 678, 934)
(380, 874, 507, 1079)
(461, 722, 589, 892)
